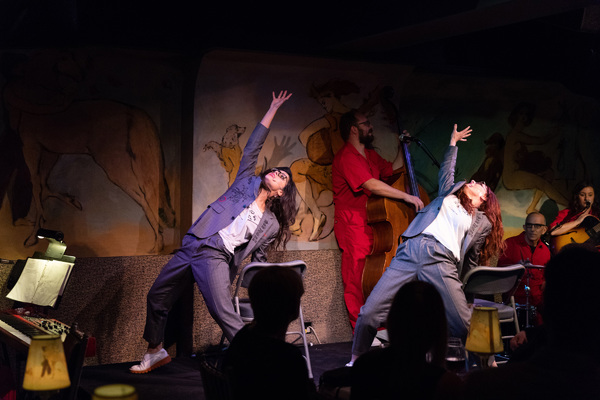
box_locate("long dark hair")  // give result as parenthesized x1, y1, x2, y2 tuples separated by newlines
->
(564, 181, 598, 220)
(260, 167, 297, 250)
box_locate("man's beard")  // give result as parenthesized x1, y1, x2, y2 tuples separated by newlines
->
(359, 131, 374, 148)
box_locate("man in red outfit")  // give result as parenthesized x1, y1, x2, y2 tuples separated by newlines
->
(497, 212, 551, 325)
(332, 110, 423, 330)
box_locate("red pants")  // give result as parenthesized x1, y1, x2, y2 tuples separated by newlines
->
(334, 209, 373, 329)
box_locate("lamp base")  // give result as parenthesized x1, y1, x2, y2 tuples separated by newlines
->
(24, 389, 61, 400)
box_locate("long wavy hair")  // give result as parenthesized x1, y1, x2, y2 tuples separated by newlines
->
(563, 181, 599, 220)
(260, 167, 297, 250)
(457, 185, 504, 265)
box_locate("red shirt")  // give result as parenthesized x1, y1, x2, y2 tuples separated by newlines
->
(332, 142, 394, 211)
(497, 231, 551, 308)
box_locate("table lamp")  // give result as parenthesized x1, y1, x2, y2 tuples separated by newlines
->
(36, 228, 67, 260)
(465, 306, 504, 369)
(92, 384, 138, 400)
(23, 334, 71, 396)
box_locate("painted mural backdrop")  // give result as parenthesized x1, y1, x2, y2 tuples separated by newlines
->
(195, 51, 600, 251)
(1, 48, 598, 259)
(0, 48, 181, 259)
(194, 51, 417, 251)
(397, 72, 600, 238)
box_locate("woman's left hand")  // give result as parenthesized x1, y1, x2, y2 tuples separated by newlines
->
(450, 124, 472, 146)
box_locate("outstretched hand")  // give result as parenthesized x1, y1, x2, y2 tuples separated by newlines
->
(450, 124, 472, 146)
(261, 90, 293, 129)
(270, 90, 293, 110)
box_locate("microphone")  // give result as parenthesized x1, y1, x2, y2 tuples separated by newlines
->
(399, 133, 420, 143)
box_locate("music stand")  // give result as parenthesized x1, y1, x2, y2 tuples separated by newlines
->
(7, 229, 75, 311)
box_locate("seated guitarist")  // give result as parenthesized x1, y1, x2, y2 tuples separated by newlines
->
(548, 182, 599, 251)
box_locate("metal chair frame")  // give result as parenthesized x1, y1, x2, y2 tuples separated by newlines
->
(229, 260, 313, 379)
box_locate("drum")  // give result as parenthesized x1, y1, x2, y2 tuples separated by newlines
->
(516, 304, 537, 330)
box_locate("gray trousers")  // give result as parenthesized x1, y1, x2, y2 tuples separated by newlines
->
(351, 234, 472, 356)
(143, 233, 244, 345)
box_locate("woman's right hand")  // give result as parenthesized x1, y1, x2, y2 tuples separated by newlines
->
(270, 90, 293, 110)
(575, 206, 592, 225)
(405, 194, 425, 211)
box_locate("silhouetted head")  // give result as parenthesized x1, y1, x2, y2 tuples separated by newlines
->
(387, 281, 447, 366)
(249, 266, 304, 332)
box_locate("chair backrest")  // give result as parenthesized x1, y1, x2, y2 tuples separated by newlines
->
(232, 260, 307, 321)
(236, 260, 307, 290)
(462, 264, 525, 297)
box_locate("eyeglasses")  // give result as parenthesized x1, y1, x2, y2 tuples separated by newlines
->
(524, 223, 546, 230)
(271, 168, 288, 181)
(356, 120, 371, 127)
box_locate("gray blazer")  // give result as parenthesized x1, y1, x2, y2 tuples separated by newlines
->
(402, 145, 492, 278)
(188, 123, 279, 266)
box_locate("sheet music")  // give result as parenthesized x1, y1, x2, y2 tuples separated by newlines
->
(6, 258, 74, 307)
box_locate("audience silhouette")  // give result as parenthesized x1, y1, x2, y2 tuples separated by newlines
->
(350, 280, 463, 400)
(223, 265, 316, 400)
(464, 244, 600, 399)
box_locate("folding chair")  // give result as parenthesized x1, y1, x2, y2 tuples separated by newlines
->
(462, 264, 526, 343)
(228, 260, 313, 379)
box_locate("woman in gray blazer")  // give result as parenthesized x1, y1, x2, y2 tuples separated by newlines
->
(348, 124, 505, 366)
(131, 91, 297, 373)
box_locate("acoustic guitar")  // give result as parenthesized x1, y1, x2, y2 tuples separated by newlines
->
(550, 215, 600, 254)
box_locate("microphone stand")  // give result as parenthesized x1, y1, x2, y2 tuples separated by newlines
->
(522, 260, 533, 328)
(401, 136, 441, 169)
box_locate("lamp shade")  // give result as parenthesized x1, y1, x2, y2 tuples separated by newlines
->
(23, 335, 71, 391)
(465, 306, 504, 354)
(92, 384, 138, 400)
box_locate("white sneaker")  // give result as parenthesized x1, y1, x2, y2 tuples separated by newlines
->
(345, 361, 354, 367)
(129, 349, 171, 373)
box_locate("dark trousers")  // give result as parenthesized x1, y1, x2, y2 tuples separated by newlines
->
(143, 234, 244, 345)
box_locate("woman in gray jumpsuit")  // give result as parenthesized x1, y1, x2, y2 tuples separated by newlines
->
(349, 124, 505, 365)
(131, 91, 297, 373)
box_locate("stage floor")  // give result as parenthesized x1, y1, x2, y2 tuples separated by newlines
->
(78, 341, 353, 399)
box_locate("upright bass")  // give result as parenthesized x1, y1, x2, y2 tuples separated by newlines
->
(361, 90, 430, 299)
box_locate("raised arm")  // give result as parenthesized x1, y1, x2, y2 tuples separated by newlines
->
(260, 90, 293, 129)
(438, 124, 472, 195)
(449, 124, 472, 146)
(236, 90, 292, 180)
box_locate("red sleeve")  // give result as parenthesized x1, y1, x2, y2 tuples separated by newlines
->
(549, 208, 570, 229)
(497, 236, 520, 266)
